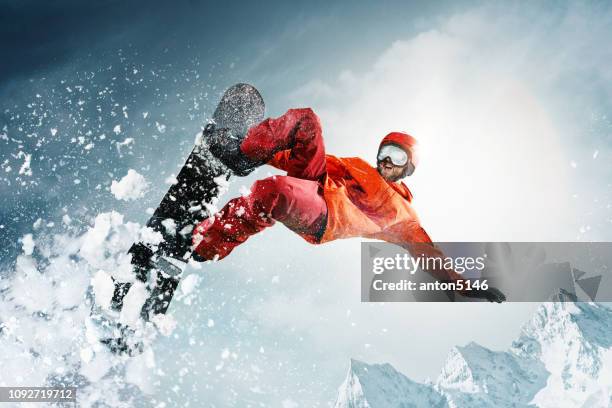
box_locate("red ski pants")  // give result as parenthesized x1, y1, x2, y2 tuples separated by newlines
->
(193, 109, 328, 261)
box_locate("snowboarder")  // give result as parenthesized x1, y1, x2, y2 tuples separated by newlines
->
(195, 108, 506, 303)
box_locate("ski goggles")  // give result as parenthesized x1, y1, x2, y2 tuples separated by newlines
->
(377, 144, 409, 166)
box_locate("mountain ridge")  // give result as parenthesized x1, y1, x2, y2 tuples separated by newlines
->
(334, 291, 612, 408)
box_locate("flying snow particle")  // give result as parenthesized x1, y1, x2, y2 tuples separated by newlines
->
(113, 125, 121, 134)
(116, 137, 134, 154)
(33, 218, 42, 229)
(18, 152, 32, 176)
(51, 128, 58, 136)
(110, 169, 150, 201)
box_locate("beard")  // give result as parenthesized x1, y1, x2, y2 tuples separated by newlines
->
(377, 162, 403, 182)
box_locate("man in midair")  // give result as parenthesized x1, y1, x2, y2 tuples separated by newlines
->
(194, 108, 505, 303)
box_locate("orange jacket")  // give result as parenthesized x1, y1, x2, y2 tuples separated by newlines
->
(268, 151, 465, 283)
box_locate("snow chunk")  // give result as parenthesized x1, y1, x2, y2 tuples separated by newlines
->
(91, 270, 115, 310)
(18, 152, 32, 176)
(180, 274, 200, 296)
(139, 226, 163, 246)
(111, 169, 149, 201)
(161, 218, 176, 236)
(21, 234, 35, 255)
(119, 281, 148, 326)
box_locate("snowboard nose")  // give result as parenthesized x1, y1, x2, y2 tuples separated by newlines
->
(213, 83, 265, 138)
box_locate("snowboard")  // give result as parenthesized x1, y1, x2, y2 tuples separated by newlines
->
(92, 83, 265, 354)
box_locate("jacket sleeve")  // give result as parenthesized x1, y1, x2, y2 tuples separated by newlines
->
(379, 220, 469, 287)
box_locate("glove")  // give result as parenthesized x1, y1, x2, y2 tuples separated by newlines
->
(462, 286, 507, 303)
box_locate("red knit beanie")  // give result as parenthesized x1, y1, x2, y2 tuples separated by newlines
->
(379, 132, 419, 167)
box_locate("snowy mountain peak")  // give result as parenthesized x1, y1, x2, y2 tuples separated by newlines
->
(510, 290, 612, 407)
(514, 289, 612, 358)
(334, 359, 448, 408)
(336, 294, 612, 407)
(436, 341, 547, 406)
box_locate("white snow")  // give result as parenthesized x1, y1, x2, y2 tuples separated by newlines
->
(151, 313, 177, 336)
(239, 185, 251, 196)
(179, 274, 199, 296)
(139, 226, 163, 246)
(125, 348, 156, 394)
(155, 121, 166, 133)
(21, 233, 35, 255)
(91, 270, 115, 310)
(116, 137, 134, 153)
(18, 151, 32, 176)
(176, 274, 200, 305)
(119, 280, 148, 326)
(334, 359, 447, 408)
(334, 294, 612, 408)
(111, 169, 150, 201)
(161, 218, 176, 235)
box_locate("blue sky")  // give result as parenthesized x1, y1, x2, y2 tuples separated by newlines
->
(1, 0, 612, 406)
